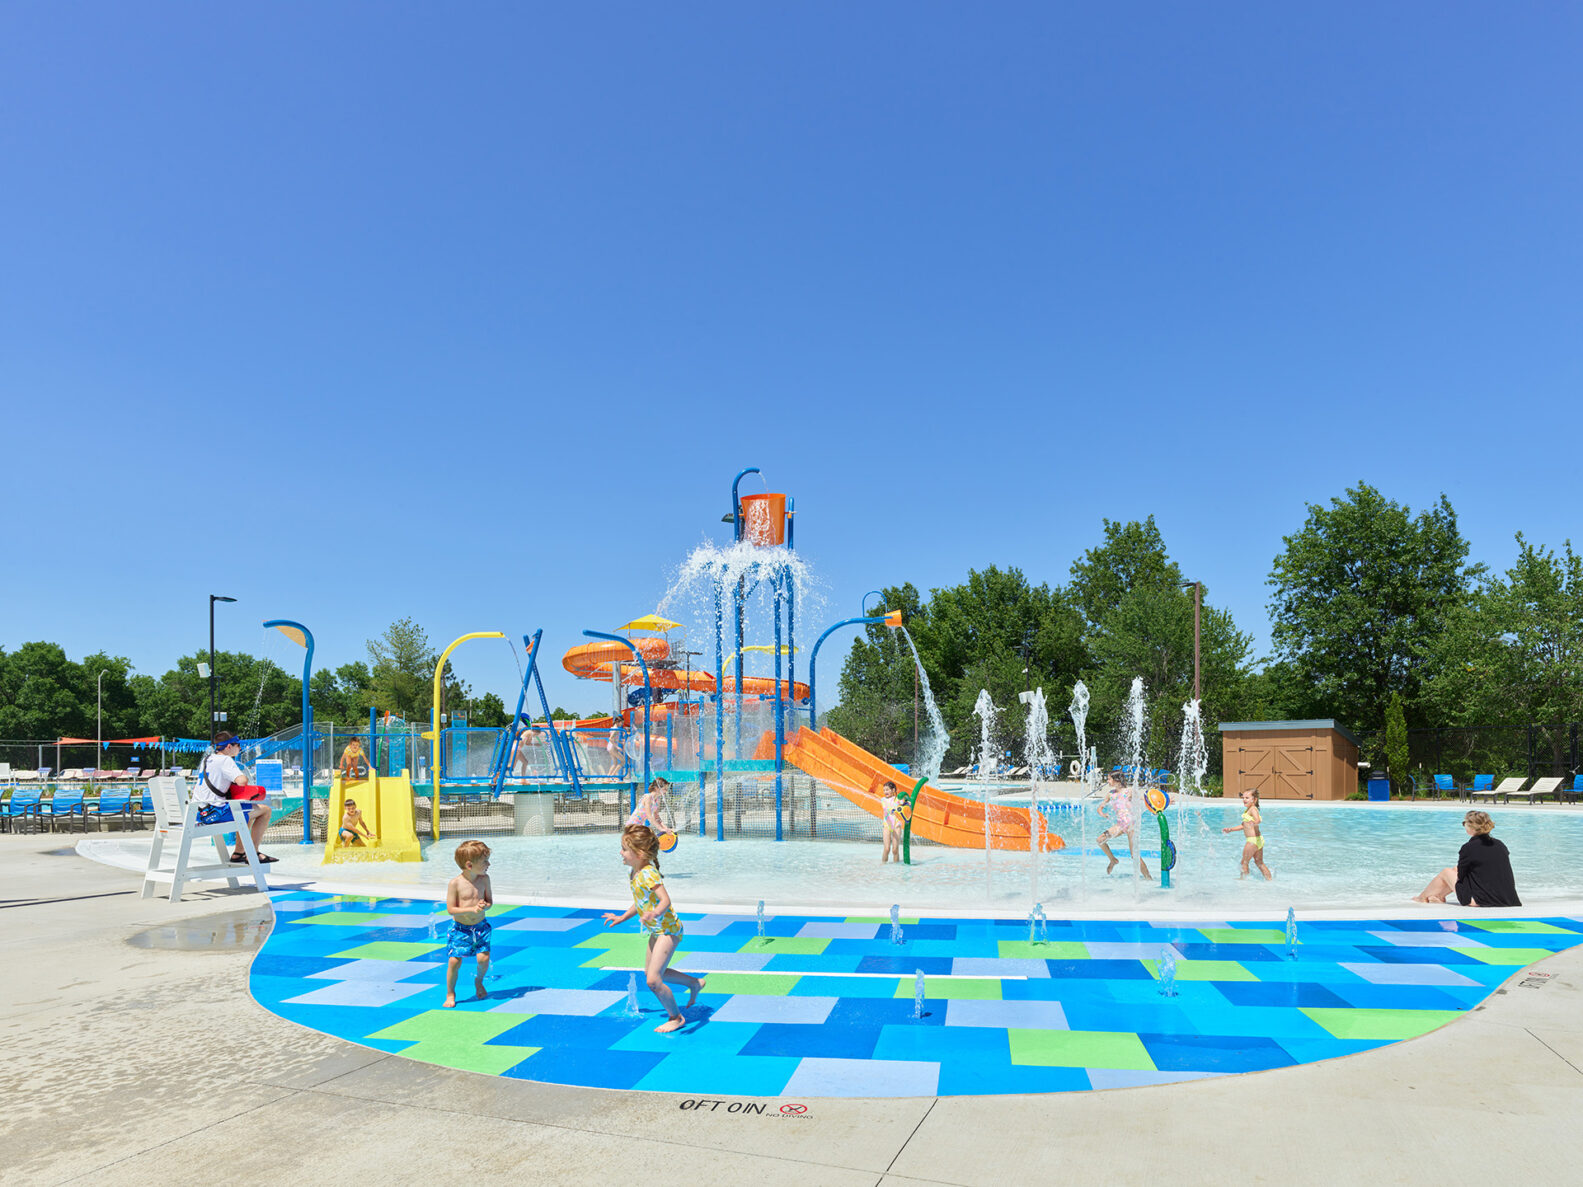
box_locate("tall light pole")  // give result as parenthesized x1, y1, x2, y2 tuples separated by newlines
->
(97, 669, 108, 770)
(209, 594, 236, 737)
(1181, 581, 1201, 702)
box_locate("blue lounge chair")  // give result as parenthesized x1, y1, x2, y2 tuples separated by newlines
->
(1567, 775, 1583, 805)
(4, 791, 44, 832)
(41, 790, 87, 831)
(92, 790, 134, 831)
(1432, 774, 1456, 800)
(1467, 774, 1494, 803)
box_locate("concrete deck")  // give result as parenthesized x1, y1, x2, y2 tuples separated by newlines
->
(2, 832, 1580, 1186)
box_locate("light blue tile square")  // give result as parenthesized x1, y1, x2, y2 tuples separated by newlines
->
(1338, 962, 1480, 987)
(795, 922, 881, 939)
(635, 1052, 799, 1097)
(950, 957, 1050, 978)
(308, 959, 443, 983)
(679, 914, 756, 936)
(488, 988, 626, 1016)
(1365, 930, 1487, 948)
(782, 1056, 939, 1098)
(945, 999, 1069, 1029)
(496, 917, 590, 932)
(283, 979, 431, 1008)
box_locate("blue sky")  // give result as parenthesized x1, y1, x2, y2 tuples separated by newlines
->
(3, 3, 1579, 715)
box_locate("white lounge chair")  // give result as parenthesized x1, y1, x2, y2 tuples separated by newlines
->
(1506, 776, 1565, 804)
(1470, 777, 1527, 804)
(140, 775, 270, 903)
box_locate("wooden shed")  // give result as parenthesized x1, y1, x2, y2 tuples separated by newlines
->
(1219, 720, 1360, 801)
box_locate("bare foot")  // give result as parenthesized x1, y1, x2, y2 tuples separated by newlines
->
(655, 1015, 685, 1034)
(688, 977, 707, 1008)
(475, 979, 487, 1000)
(443, 995, 457, 1008)
(1105, 857, 1118, 875)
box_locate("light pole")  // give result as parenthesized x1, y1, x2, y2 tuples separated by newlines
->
(209, 595, 236, 737)
(97, 669, 108, 770)
(1181, 581, 1201, 702)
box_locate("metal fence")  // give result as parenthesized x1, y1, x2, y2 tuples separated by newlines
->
(1352, 723, 1583, 787)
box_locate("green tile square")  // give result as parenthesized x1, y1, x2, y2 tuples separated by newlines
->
(738, 936, 830, 955)
(295, 911, 392, 927)
(1461, 947, 1557, 966)
(894, 976, 1001, 1000)
(1464, 921, 1574, 934)
(1142, 958, 1257, 981)
(395, 1040, 540, 1075)
(332, 941, 446, 961)
(578, 934, 686, 968)
(1300, 1008, 1461, 1041)
(997, 940, 1088, 960)
(695, 972, 802, 996)
(370, 1009, 524, 1044)
(1008, 1028, 1154, 1070)
(1198, 928, 1286, 945)
(574, 931, 641, 949)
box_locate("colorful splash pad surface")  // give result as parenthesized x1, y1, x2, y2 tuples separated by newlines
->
(252, 890, 1583, 1098)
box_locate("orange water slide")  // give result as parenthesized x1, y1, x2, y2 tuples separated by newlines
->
(781, 726, 1064, 852)
(561, 639, 810, 701)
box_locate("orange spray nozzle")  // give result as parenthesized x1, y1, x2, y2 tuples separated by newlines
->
(883, 610, 904, 629)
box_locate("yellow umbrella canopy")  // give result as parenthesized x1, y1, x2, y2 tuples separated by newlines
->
(618, 614, 682, 633)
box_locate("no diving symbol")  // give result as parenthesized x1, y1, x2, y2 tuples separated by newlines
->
(780, 1103, 808, 1115)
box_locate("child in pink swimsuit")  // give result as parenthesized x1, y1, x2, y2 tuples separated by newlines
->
(1096, 771, 1152, 879)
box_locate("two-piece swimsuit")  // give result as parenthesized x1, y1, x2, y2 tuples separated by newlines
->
(1242, 808, 1263, 848)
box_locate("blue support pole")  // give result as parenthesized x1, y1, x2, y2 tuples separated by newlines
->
(808, 615, 889, 731)
(785, 496, 797, 732)
(263, 619, 315, 846)
(582, 630, 651, 810)
(494, 630, 541, 796)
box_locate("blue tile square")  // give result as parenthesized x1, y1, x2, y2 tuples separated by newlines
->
(856, 955, 954, 975)
(827, 997, 946, 1029)
(490, 1014, 638, 1049)
(1214, 981, 1352, 1009)
(506, 1046, 665, 1090)
(634, 1052, 799, 1096)
(740, 1022, 880, 1061)
(1139, 1032, 1297, 1073)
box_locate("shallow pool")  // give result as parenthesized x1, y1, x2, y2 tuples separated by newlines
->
(257, 801, 1583, 913)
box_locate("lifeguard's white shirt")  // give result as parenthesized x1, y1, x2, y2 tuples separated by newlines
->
(194, 753, 246, 806)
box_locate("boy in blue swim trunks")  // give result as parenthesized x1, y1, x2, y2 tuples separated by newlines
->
(443, 839, 493, 1007)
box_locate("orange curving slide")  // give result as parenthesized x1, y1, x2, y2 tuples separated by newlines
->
(782, 726, 1064, 852)
(561, 639, 810, 702)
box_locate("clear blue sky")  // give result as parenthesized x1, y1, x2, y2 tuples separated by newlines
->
(3, 3, 1579, 715)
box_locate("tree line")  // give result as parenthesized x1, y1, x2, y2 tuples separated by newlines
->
(826, 482, 1583, 774)
(0, 618, 591, 748)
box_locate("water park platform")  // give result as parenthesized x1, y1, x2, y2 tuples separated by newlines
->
(7, 832, 1583, 1186)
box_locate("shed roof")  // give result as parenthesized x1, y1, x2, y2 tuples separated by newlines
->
(1218, 719, 1359, 746)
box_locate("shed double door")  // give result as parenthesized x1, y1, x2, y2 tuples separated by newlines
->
(1234, 741, 1316, 799)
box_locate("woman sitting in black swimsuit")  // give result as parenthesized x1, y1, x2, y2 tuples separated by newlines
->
(1414, 809, 1520, 907)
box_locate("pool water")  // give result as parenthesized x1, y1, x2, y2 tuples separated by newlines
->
(268, 802, 1583, 912)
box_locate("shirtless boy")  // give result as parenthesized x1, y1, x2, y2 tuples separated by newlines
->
(338, 798, 375, 846)
(444, 840, 493, 1007)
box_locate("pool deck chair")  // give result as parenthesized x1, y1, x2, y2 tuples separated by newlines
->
(140, 775, 270, 903)
(1465, 774, 1494, 802)
(1567, 775, 1583, 804)
(1470, 776, 1527, 804)
(1432, 774, 1457, 800)
(1506, 775, 1564, 804)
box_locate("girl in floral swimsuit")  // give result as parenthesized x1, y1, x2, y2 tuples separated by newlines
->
(1096, 771, 1152, 879)
(603, 823, 705, 1033)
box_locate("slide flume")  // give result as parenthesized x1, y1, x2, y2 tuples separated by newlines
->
(781, 726, 1064, 852)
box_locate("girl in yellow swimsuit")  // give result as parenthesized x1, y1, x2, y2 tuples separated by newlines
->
(1223, 788, 1273, 880)
(603, 823, 705, 1033)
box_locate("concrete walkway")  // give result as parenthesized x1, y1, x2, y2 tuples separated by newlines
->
(1, 833, 1579, 1186)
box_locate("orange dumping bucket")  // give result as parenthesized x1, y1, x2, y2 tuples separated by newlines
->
(738, 493, 788, 546)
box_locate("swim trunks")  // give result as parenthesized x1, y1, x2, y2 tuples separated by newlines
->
(196, 801, 259, 826)
(447, 920, 492, 958)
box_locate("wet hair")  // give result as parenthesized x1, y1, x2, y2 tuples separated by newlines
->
(1463, 810, 1494, 835)
(1108, 770, 1125, 784)
(455, 839, 491, 869)
(648, 776, 671, 796)
(882, 781, 896, 794)
(622, 823, 661, 871)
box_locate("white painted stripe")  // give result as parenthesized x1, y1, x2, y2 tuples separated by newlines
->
(608, 966, 1026, 980)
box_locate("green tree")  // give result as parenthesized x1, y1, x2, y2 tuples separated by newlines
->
(139, 651, 302, 739)
(1384, 692, 1409, 793)
(1068, 516, 1183, 630)
(472, 692, 509, 728)
(0, 642, 90, 738)
(365, 619, 470, 721)
(310, 662, 376, 725)
(1268, 483, 1476, 733)
(1422, 534, 1583, 756)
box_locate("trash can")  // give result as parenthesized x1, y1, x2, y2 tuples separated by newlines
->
(1367, 775, 1390, 802)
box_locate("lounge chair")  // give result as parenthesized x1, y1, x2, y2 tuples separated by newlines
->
(1470, 776, 1526, 804)
(40, 790, 86, 831)
(91, 790, 135, 831)
(1463, 774, 1493, 802)
(1565, 775, 1583, 805)
(1430, 774, 1457, 800)
(1507, 776, 1565, 804)
(0, 763, 11, 785)
(3, 790, 43, 832)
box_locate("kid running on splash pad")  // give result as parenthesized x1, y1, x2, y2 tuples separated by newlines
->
(444, 839, 493, 1007)
(1096, 770, 1152, 879)
(603, 823, 705, 1033)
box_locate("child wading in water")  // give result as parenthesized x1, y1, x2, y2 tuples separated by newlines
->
(880, 780, 902, 863)
(444, 839, 493, 1007)
(603, 823, 704, 1033)
(1223, 789, 1273, 880)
